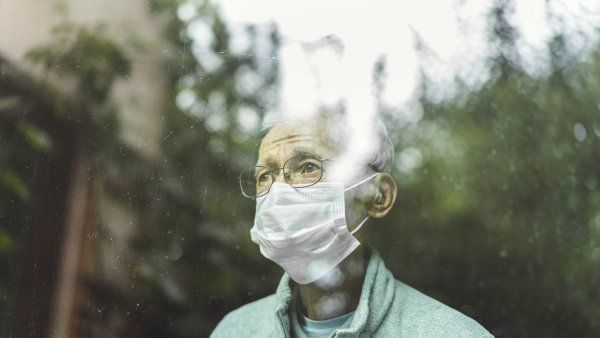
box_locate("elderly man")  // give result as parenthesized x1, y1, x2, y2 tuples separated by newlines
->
(211, 111, 491, 337)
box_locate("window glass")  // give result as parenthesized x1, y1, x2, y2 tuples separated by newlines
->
(0, 0, 598, 337)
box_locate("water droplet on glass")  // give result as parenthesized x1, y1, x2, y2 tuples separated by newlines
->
(573, 123, 587, 142)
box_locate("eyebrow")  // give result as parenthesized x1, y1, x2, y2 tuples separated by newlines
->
(256, 146, 325, 167)
(292, 146, 323, 158)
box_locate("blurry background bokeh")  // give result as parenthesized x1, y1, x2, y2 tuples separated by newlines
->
(0, 0, 599, 337)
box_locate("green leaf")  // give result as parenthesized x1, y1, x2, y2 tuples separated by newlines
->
(0, 231, 14, 254)
(0, 169, 30, 202)
(19, 122, 53, 152)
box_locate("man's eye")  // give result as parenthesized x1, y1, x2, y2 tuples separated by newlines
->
(301, 163, 319, 173)
(257, 172, 270, 183)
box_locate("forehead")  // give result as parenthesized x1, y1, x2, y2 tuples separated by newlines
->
(257, 119, 342, 166)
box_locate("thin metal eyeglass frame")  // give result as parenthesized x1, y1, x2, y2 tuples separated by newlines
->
(238, 154, 329, 199)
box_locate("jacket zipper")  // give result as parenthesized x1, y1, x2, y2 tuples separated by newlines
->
(277, 311, 290, 338)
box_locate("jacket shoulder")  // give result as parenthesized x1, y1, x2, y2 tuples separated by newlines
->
(210, 293, 278, 338)
(377, 280, 492, 337)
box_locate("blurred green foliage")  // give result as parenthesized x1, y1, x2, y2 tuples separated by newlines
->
(1, 0, 599, 337)
(26, 22, 131, 103)
(373, 2, 600, 336)
(0, 21, 130, 336)
(120, 1, 282, 334)
(377, 47, 600, 338)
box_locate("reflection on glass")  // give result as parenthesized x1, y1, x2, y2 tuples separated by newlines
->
(0, 0, 598, 337)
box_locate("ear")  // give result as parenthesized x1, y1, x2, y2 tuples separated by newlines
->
(367, 173, 397, 218)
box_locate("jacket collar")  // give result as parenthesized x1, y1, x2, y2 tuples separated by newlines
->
(273, 249, 396, 337)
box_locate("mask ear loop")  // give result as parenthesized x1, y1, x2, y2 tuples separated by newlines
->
(350, 215, 370, 235)
(344, 172, 380, 191)
(346, 173, 379, 236)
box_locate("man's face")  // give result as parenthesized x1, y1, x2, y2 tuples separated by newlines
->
(257, 118, 371, 231)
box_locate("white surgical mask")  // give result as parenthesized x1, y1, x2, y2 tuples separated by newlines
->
(250, 173, 378, 284)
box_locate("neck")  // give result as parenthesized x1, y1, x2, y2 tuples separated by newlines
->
(296, 246, 367, 320)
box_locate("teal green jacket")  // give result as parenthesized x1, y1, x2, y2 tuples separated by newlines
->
(211, 251, 493, 337)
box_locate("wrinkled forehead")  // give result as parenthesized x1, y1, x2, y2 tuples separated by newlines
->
(257, 118, 344, 167)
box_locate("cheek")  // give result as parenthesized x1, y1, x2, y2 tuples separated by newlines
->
(343, 193, 364, 225)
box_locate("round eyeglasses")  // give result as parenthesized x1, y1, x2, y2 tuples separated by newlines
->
(238, 154, 328, 199)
